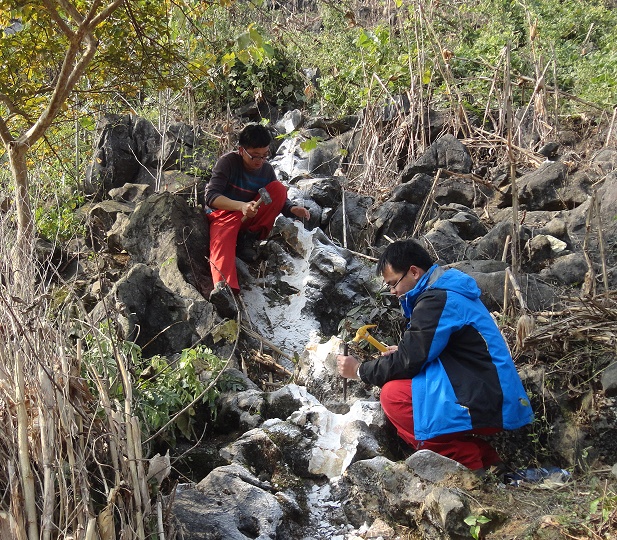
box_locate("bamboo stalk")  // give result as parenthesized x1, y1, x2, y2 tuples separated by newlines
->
(8, 461, 28, 540)
(115, 351, 146, 540)
(14, 350, 39, 540)
(582, 192, 597, 297)
(505, 42, 521, 276)
(38, 361, 56, 540)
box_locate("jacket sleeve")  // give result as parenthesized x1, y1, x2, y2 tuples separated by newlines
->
(359, 290, 454, 387)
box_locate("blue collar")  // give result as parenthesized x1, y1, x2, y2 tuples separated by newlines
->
(399, 264, 440, 319)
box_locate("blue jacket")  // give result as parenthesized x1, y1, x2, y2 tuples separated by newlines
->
(359, 265, 534, 440)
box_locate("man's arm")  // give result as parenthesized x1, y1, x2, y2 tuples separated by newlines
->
(359, 291, 452, 386)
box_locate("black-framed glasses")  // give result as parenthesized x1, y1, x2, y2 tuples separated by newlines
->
(242, 147, 270, 162)
(384, 268, 408, 291)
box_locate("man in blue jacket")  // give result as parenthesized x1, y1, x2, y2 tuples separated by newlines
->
(337, 239, 534, 471)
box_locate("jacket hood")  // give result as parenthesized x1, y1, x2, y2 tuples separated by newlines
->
(400, 265, 481, 319)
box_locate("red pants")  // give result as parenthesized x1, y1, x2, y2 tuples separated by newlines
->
(380, 379, 502, 470)
(207, 181, 287, 292)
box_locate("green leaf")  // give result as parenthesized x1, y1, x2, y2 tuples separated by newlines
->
(300, 136, 322, 152)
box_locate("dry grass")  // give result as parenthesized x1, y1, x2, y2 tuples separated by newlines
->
(0, 221, 174, 539)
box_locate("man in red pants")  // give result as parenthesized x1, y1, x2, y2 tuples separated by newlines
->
(337, 239, 534, 472)
(204, 124, 310, 317)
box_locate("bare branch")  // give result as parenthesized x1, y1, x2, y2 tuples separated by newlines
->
(89, 0, 125, 29)
(49, 0, 85, 25)
(0, 115, 14, 146)
(0, 93, 31, 123)
(20, 0, 127, 146)
(41, 0, 75, 37)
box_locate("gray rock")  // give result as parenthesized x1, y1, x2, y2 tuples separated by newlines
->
(217, 389, 265, 433)
(89, 264, 203, 357)
(434, 176, 486, 208)
(591, 147, 617, 173)
(389, 173, 433, 203)
(328, 191, 373, 251)
(399, 134, 472, 182)
(85, 199, 135, 251)
(422, 486, 470, 539)
(173, 464, 283, 540)
(539, 252, 588, 286)
(424, 220, 469, 264)
(274, 109, 304, 134)
(601, 361, 617, 397)
(108, 183, 154, 203)
(471, 271, 558, 312)
(406, 449, 467, 483)
(294, 176, 342, 208)
(369, 201, 420, 247)
(120, 192, 211, 298)
(517, 161, 569, 211)
(85, 114, 141, 198)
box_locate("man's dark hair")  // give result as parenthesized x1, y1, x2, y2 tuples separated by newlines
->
(376, 239, 434, 275)
(239, 124, 272, 149)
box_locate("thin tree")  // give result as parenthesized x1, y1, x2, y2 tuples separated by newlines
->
(0, 0, 192, 272)
(0, 1, 127, 256)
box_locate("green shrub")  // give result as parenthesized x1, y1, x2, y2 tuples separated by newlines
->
(83, 328, 243, 445)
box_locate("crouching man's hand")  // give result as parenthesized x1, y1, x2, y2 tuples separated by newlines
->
(336, 354, 361, 380)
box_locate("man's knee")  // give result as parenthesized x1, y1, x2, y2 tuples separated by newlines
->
(380, 379, 412, 417)
(265, 180, 288, 207)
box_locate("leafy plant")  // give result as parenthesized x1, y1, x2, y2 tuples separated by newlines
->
(35, 191, 86, 242)
(339, 285, 404, 349)
(83, 328, 242, 444)
(464, 514, 491, 539)
(136, 345, 241, 443)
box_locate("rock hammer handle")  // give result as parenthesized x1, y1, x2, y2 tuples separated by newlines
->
(241, 197, 264, 223)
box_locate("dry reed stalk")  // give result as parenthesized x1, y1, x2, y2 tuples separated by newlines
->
(470, 128, 545, 168)
(0, 234, 164, 540)
(418, 3, 473, 138)
(605, 107, 617, 147)
(502, 234, 512, 315)
(157, 497, 166, 540)
(341, 185, 348, 249)
(505, 267, 535, 354)
(8, 461, 28, 540)
(37, 363, 56, 540)
(133, 416, 152, 517)
(505, 42, 521, 276)
(412, 168, 441, 238)
(13, 346, 39, 540)
(582, 191, 598, 297)
(115, 351, 146, 540)
(481, 47, 508, 133)
(592, 190, 610, 297)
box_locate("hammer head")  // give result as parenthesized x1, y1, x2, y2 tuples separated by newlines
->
(352, 324, 376, 343)
(258, 187, 272, 205)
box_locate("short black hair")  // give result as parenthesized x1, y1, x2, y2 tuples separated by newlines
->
(238, 124, 272, 149)
(376, 239, 434, 275)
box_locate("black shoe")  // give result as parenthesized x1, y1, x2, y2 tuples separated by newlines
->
(209, 284, 238, 319)
(236, 231, 261, 263)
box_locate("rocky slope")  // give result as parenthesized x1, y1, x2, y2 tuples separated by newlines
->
(41, 104, 617, 538)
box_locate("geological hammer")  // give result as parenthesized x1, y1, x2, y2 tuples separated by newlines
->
(352, 324, 388, 353)
(241, 187, 272, 222)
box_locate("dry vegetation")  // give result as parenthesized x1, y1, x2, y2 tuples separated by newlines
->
(0, 243, 178, 539)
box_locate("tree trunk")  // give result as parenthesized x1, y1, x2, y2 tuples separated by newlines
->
(7, 142, 35, 276)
